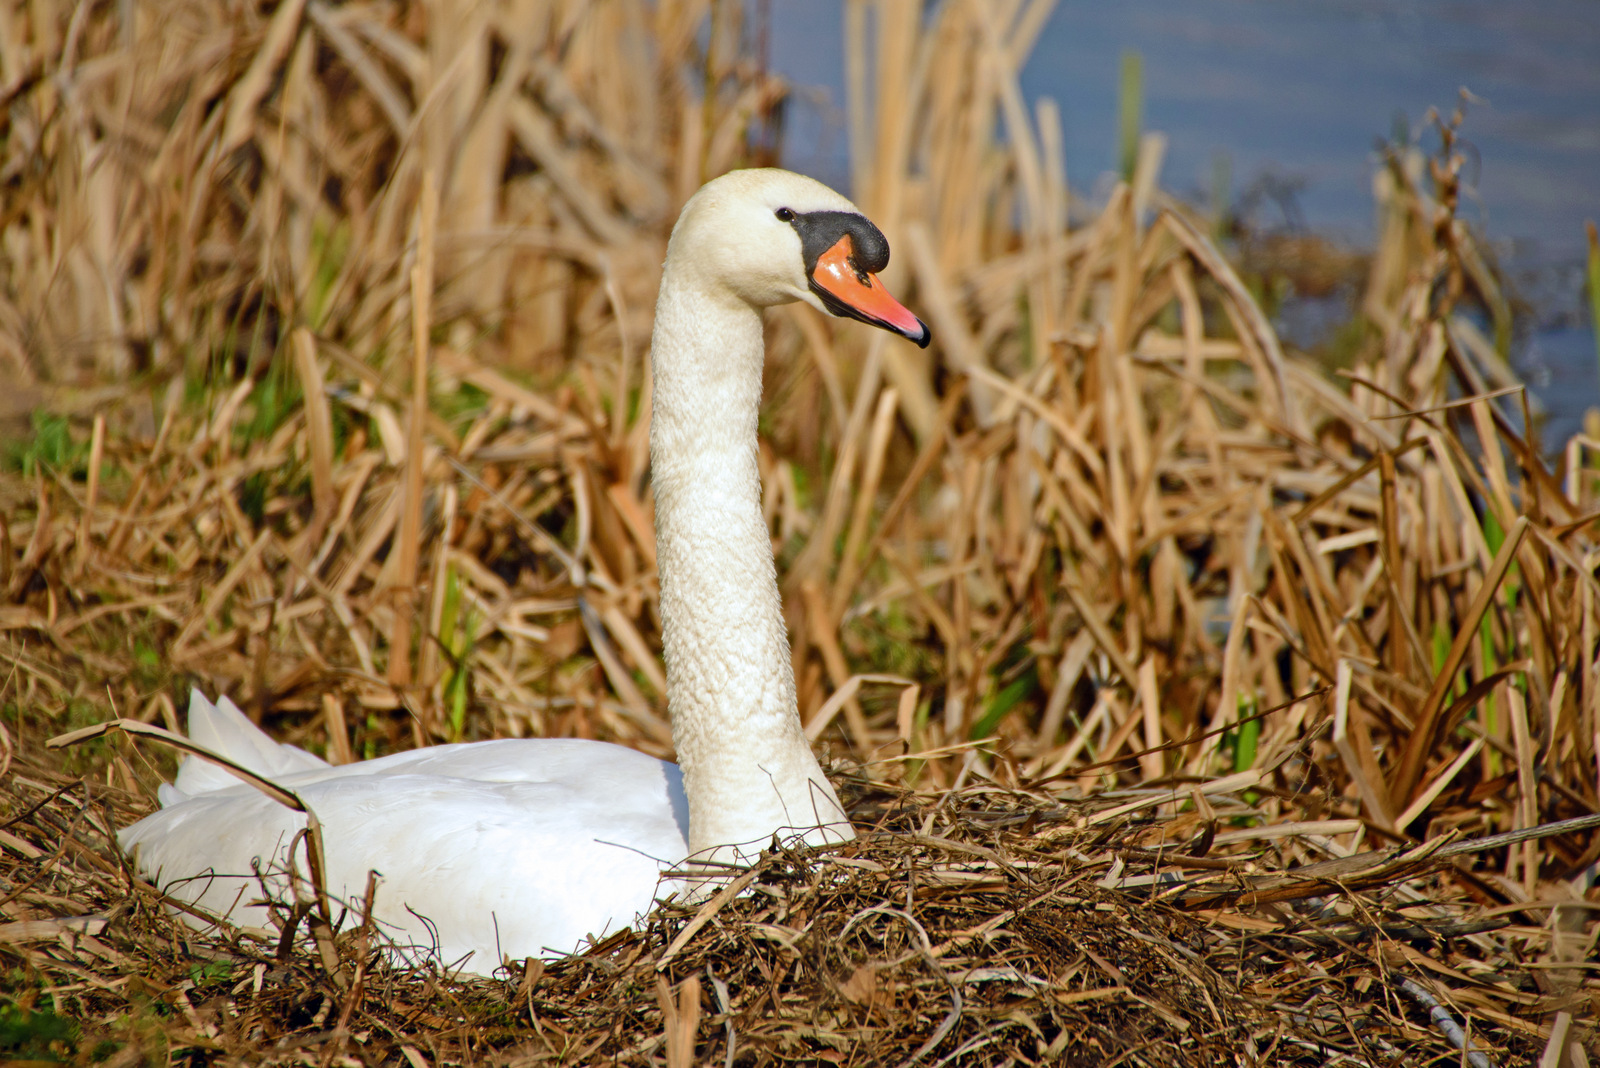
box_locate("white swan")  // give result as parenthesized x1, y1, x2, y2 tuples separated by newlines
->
(118, 169, 930, 976)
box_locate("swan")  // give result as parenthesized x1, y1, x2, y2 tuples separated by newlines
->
(117, 168, 931, 976)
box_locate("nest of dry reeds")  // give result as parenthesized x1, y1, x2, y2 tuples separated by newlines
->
(2, 750, 1586, 1067)
(1, 1, 1596, 1065)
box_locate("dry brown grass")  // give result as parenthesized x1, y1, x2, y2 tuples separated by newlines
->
(1, 1, 1597, 1064)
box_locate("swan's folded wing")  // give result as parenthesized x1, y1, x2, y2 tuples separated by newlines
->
(119, 785, 311, 926)
(319, 773, 689, 967)
(122, 744, 690, 974)
(170, 691, 329, 800)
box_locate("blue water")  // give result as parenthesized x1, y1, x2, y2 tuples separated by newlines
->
(767, 0, 1600, 443)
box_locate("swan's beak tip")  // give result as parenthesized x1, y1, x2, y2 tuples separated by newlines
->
(907, 317, 932, 349)
(809, 236, 933, 349)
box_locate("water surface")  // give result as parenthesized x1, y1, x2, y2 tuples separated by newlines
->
(768, 0, 1600, 441)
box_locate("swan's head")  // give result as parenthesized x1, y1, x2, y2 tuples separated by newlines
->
(666, 168, 930, 348)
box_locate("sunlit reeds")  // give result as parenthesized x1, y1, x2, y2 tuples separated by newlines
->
(1, 0, 1595, 1063)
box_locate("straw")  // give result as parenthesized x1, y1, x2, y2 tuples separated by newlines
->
(0, 4, 1592, 1061)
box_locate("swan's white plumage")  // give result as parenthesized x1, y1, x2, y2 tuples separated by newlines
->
(162, 694, 325, 803)
(122, 693, 688, 970)
(117, 169, 916, 976)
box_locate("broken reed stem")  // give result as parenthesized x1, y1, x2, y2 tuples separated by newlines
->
(658, 973, 702, 1068)
(321, 691, 352, 765)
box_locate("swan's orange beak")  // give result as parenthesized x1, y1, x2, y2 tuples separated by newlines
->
(810, 236, 931, 348)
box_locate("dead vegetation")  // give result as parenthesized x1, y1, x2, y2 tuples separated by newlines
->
(0, 0, 1596, 1065)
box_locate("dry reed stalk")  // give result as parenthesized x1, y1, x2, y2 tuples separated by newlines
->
(72, 414, 104, 575)
(657, 973, 702, 1068)
(801, 579, 871, 751)
(291, 329, 337, 545)
(1394, 516, 1529, 804)
(419, 484, 458, 696)
(831, 386, 900, 618)
(390, 171, 439, 687)
(1136, 658, 1163, 781)
(321, 690, 353, 766)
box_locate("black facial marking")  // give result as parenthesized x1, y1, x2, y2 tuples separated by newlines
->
(778, 207, 929, 348)
(783, 210, 892, 276)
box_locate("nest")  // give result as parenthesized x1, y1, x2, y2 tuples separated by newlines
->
(5, 753, 1584, 1066)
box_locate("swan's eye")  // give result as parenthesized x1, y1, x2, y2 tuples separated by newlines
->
(775, 207, 796, 222)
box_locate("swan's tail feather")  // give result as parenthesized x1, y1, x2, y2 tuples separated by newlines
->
(167, 690, 329, 802)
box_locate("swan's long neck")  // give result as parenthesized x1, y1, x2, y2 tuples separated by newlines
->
(649, 268, 851, 862)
